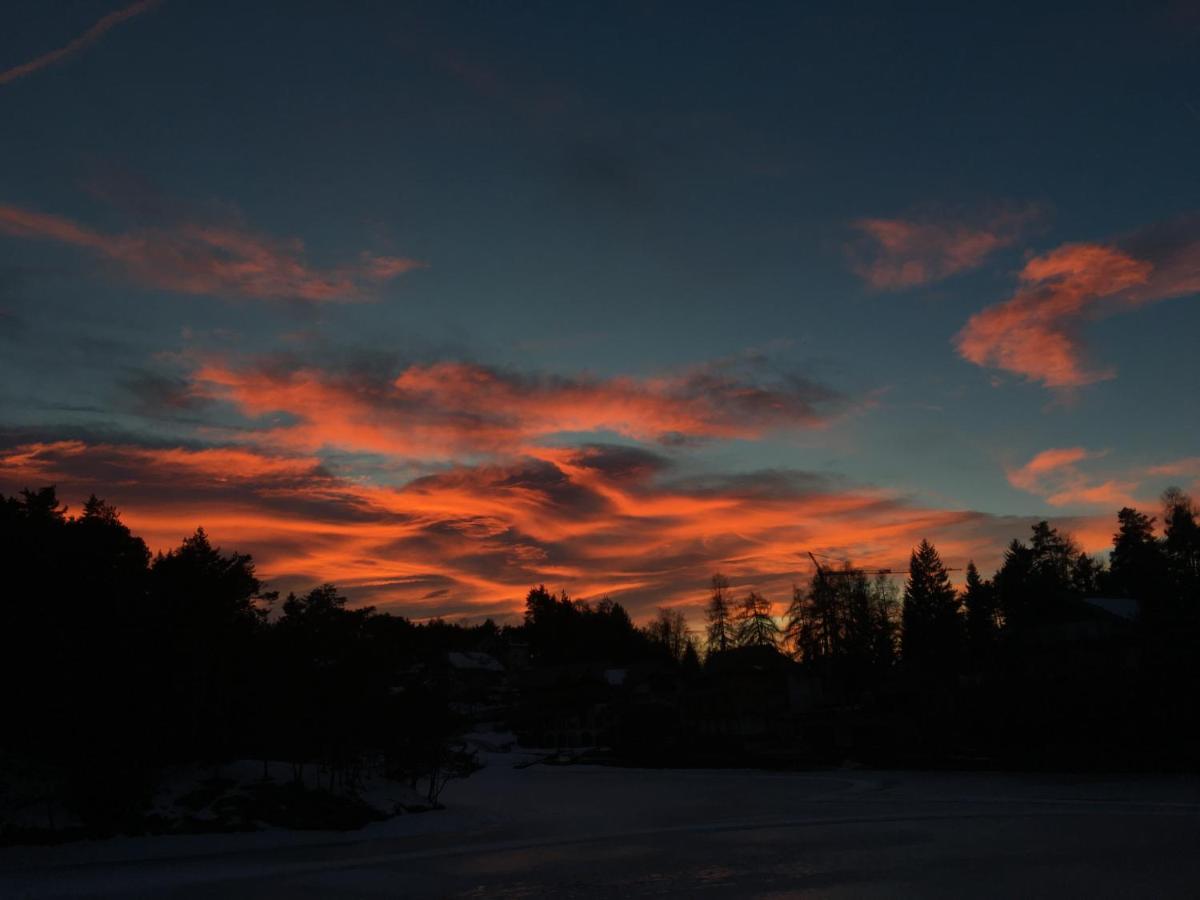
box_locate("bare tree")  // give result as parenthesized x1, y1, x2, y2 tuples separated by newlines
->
(645, 606, 690, 662)
(736, 591, 780, 648)
(704, 572, 736, 655)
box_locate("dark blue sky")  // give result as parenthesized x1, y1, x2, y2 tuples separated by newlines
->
(1, 1, 1197, 617)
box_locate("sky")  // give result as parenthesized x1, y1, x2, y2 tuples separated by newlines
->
(1, 0, 1198, 621)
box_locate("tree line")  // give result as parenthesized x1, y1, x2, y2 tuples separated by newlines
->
(491, 488, 1200, 767)
(674, 490, 1199, 767)
(689, 490, 1200, 668)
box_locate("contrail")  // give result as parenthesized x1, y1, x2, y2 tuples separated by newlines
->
(0, 0, 160, 87)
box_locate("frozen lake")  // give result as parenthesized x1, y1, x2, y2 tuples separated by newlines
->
(4, 758, 1200, 897)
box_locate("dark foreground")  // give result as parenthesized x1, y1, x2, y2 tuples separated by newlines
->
(3, 760, 1199, 898)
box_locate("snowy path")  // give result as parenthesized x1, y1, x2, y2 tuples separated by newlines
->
(3, 760, 1200, 897)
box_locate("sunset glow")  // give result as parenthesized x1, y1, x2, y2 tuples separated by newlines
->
(1, 2, 1197, 624)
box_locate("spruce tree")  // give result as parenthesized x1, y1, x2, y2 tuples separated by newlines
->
(962, 560, 998, 651)
(1162, 489, 1200, 610)
(1109, 507, 1156, 592)
(901, 539, 962, 672)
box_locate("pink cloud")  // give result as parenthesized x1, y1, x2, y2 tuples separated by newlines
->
(0, 203, 424, 301)
(849, 208, 1035, 289)
(1006, 447, 1094, 491)
(0, 0, 160, 87)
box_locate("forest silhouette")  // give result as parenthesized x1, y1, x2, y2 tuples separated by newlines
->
(2, 483, 1198, 843)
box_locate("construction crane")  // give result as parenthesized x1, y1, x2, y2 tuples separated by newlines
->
(806, 551, 961, 578)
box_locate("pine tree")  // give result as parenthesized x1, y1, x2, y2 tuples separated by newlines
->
(962, 560, 998, 651)
(994, 538, 1033, 628)
(901, 539, 962, 672)
(1071, 552, 1104, 596)
(1110, 508, 1158, 593)
(995, 522, 1085, 629)
(1029, 521, 1081, 601)
(1162, 488, 1200, 610)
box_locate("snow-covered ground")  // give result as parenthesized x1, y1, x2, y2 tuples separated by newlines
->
(3, 753, 1200, 897)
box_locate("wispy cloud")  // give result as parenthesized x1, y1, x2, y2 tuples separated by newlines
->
(956, 217, 1200, 388)
(1006, 446, 1200, 509)
(190, 355, 846, 459)
(0, 203, 424, 302)
(0, 0, 160, 87)
(1006, 447, 1095, 489)
(1006, 446, 1137, 508)
(1146, 457, 1200, 480)
(848, 207, 1036, 289)
(0, 437, 1081, 619)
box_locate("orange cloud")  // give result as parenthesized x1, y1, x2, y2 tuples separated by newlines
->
(1006, 447, 1096, 492)
(192, 357, 845, 457)
(0, 0, 160, 87)
(0, 204, 424, 301)
(1146, 457, 1200, 480)
(956, 243, 1152, 387)
(0, 438, 1109, 621)
(849, 208, 1034, 289)
(1005, 446, 1175, 510)
(956, 218, 1200, 388)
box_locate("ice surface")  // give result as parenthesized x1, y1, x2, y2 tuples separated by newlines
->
(3, 754, 1199, 897)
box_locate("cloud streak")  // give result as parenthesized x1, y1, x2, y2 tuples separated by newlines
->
(0, 203, 424, 302)
(849, 208, 1034, 289)
(0, 0, 160, 87)
(192, 356, 846, 458)
(0, 437, 1081, 620)
(1005, 446, 1200, 510)
(1006, 446, 1137, 508)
